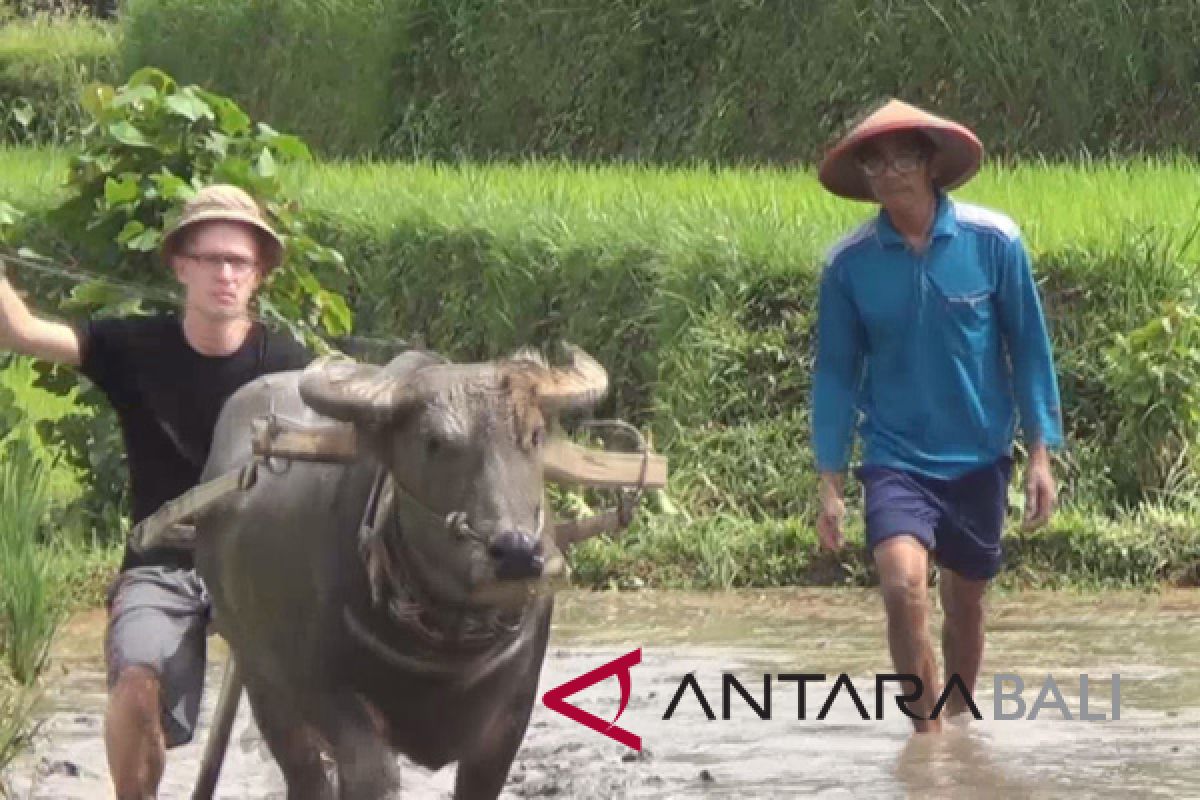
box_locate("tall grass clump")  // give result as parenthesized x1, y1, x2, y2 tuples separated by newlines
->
(0, 441, 58, 685)
(0, 679, 41, 789)
(119, 0, 407, 156)
(0, 438, 60, 780)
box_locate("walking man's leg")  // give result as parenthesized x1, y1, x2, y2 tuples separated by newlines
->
(931, 456, 1011, 720)
(938, 569, 988, 718)
(104, 566, 211, 799)
(106, 665, 167, 799)
(874, 535, 941, 733)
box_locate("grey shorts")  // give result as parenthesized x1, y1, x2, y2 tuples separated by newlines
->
(105, 565, 211, 748)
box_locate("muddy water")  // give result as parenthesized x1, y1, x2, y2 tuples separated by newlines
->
(6, 589, 1200, 799)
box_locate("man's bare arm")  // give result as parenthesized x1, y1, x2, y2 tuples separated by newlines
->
(0, 272, 82, 367)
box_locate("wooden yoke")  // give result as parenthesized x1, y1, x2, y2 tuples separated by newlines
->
(251, 420, 667, 488)
(132, 418, 669, 556)
(250, 421, 669, 547)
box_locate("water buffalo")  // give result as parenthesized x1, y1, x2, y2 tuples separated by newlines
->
(193, 345, 608, 799)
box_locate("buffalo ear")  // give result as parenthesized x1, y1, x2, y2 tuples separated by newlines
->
(298, 356, 418, 425)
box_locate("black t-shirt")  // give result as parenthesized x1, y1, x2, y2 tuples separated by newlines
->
(75, 314, 312, 571)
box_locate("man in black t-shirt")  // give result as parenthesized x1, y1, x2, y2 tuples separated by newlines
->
(0, 184, 311, 798)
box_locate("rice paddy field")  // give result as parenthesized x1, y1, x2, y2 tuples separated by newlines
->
(4, 7, 1200, 783)
(3, 145, 1200, 789)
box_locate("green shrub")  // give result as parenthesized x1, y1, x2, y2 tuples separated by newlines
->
(1100, 289, 1200, 500)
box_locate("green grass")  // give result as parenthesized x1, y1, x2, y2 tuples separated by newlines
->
(0, 439, 118, 777)
(569, 502, 1200, 592)
(0, 677, 40, 784)
(0, 17, 116, 63)
(0, 443, 60, 685)
(0, 145, 70, 208)
(6, 148, 1200, 262)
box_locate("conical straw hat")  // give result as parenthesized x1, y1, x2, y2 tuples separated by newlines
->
(818, 99, 983, 202)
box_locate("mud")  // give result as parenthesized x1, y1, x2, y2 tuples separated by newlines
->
(6, 589, 1200, 798)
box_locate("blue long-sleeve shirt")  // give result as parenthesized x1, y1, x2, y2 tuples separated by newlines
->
(812, 193, 1064, 479)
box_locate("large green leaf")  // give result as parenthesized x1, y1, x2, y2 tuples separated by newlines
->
(116, 219, 146, 245)
(0, 360, 89, 429)
(125, 228, 162, 252)
(196, 88, 251, 135)
(270, 134, 311, 162)
(107, 121, 152, 148)
(151, 171, 193, 202)
(165, 90, 214, 123)
(62, 280, 130, 311)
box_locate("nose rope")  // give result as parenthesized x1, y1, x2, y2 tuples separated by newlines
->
(351, 465, 530, 659)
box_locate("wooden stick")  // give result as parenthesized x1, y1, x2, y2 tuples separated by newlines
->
(543, 438, 667, 490)
(191, 655, 243, 800)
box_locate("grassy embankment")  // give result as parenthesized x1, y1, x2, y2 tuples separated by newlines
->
(1, 147, 1198, 597)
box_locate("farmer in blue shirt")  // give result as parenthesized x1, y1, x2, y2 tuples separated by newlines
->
(812, 99, 1063, 733)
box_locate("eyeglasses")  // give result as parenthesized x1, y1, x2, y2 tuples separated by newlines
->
(857, 150, 926, 177)
(181, 252, 259, 275)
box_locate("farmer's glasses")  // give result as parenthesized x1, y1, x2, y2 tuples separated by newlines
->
(182, 252, 259, 275)
(857, 150, 926, 177)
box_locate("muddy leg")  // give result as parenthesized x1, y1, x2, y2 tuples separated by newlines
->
(105, 665, 166, 800)
(875, 535, 942, 734)
(242, 677, 334, 800)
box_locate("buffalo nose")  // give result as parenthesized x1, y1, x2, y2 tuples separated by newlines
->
(488, 531, 545, 580)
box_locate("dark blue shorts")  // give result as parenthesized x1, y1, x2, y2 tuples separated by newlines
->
(855, 457, 1013, 581)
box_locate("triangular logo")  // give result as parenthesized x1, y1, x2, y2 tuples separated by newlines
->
(542, 647, 642, 751)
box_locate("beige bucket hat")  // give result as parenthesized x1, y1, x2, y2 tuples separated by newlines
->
(160, 184, 285, 271)
(818, 99, 984, 202)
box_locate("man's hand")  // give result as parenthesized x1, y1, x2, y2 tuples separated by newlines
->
(817, 472, 847, 550)
(1022, 444, 1057, 531)
(0, 271, 82, 366)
